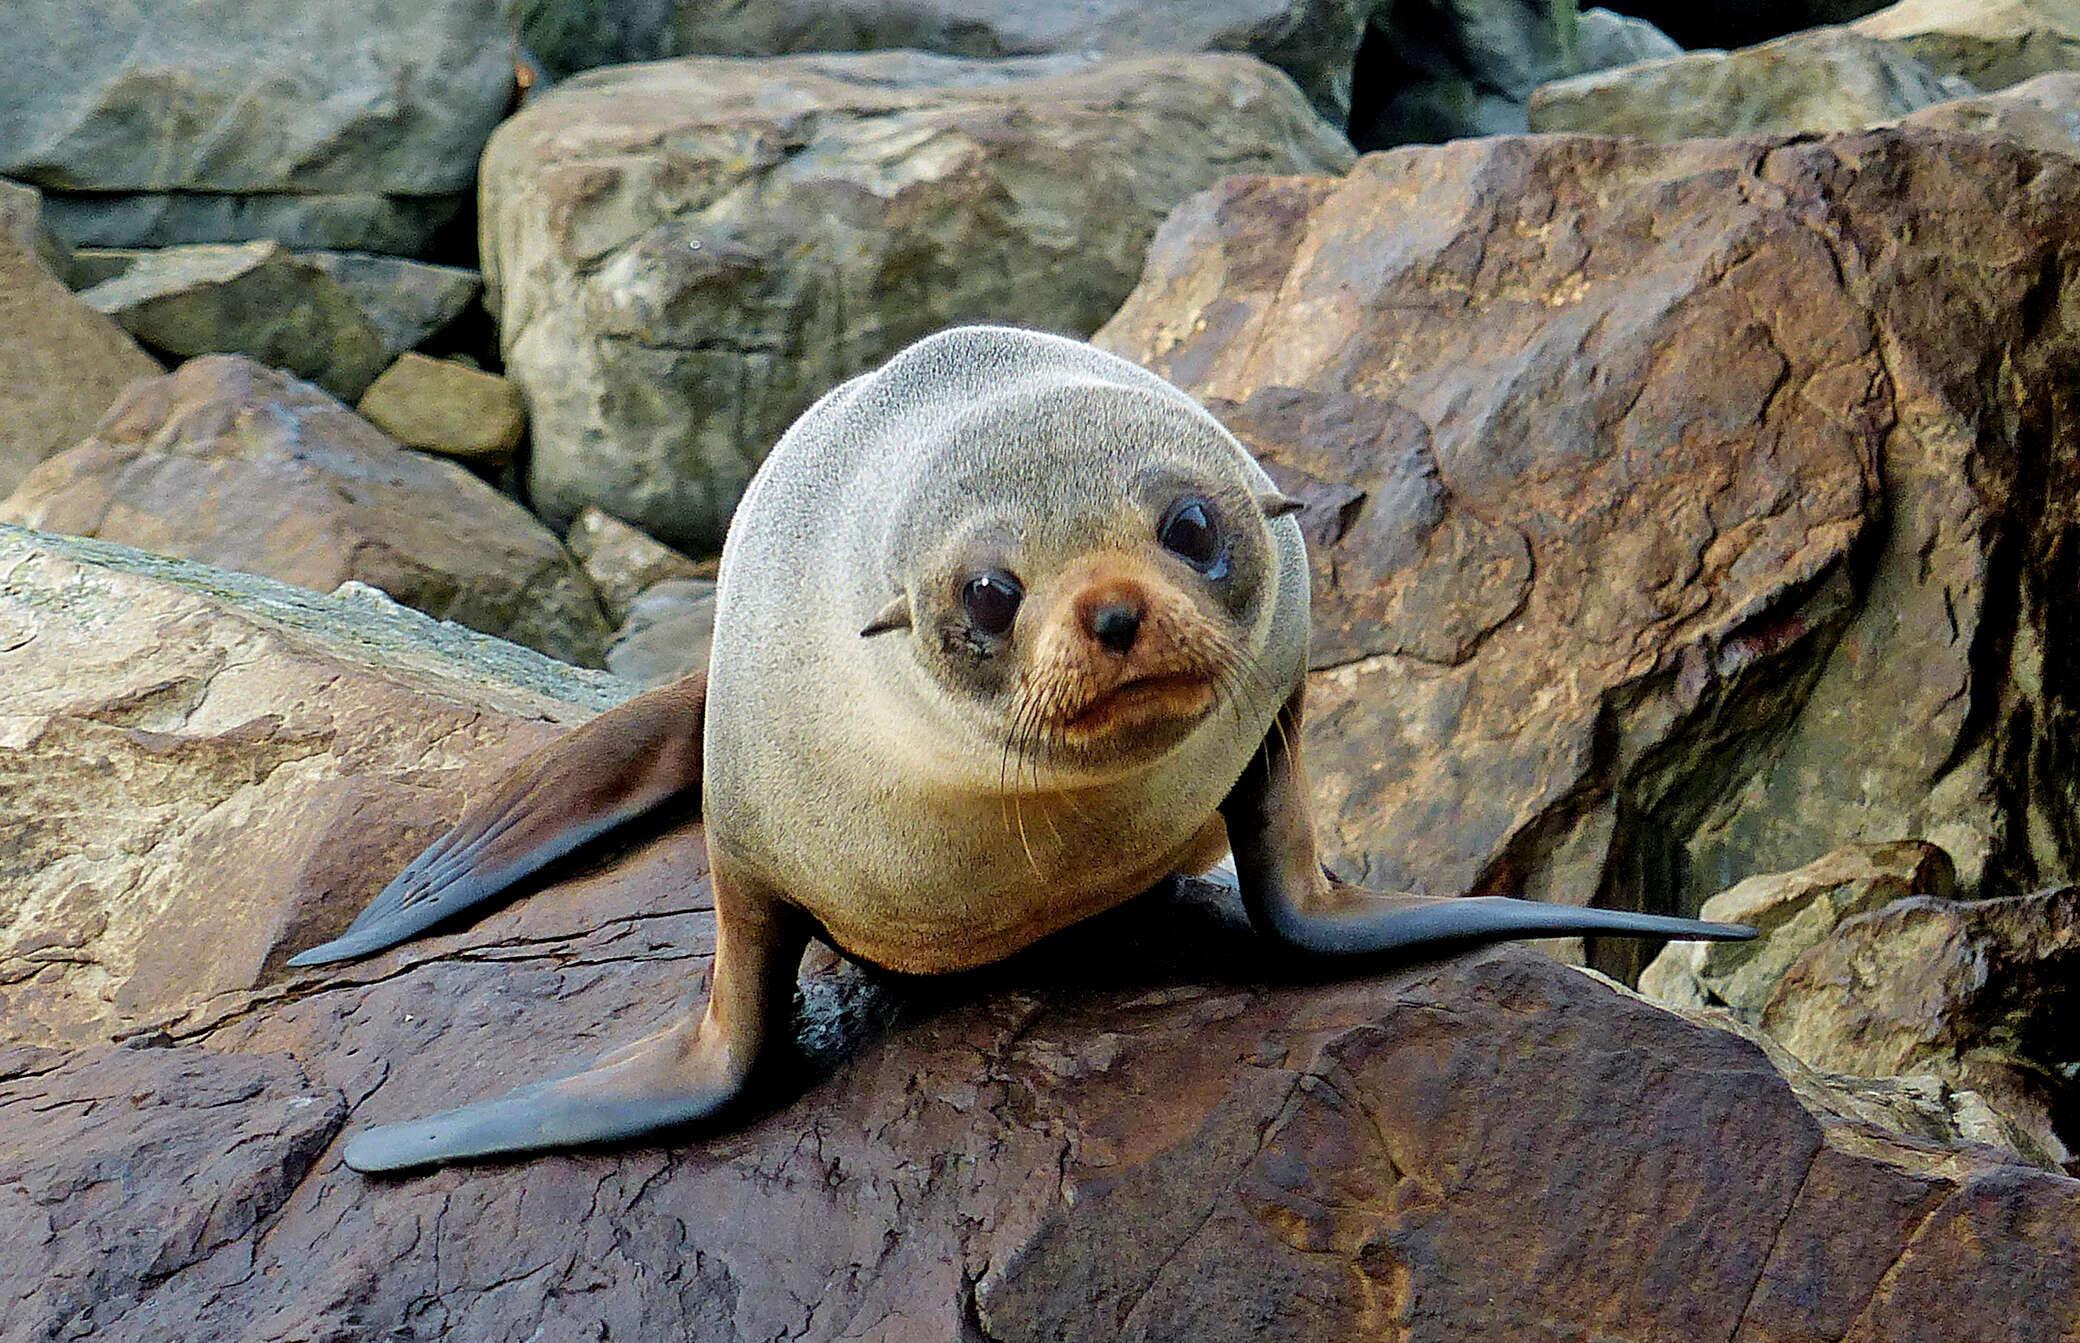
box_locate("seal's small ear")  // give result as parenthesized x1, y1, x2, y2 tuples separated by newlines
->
(860, 594, 912, 638)
(1256, 491, 1304, 519)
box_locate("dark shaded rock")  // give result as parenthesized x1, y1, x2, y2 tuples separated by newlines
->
(1764, 887, 2080, 1167)
(1, 0, 515, 255)
(0, 357, 613, 666)
(1097, 131, 2080, 983)
(292, 251, 484, 361)
(482, 49, 1355, 551)
(1602, 0, 1894, 51)
(605, 577, 717, 686)
(1348, 0, 1580, 147)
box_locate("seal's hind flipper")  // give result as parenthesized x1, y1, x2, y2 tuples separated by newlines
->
(1218, 686, 1755, 958)
(290, 673, 710, 967)
(342, 869, 806, 1174)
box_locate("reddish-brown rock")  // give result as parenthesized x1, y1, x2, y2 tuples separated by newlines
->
(2, 514, 2075, 1343)
(1098, 130, 2080, 981)
(0, 356, 613, 665)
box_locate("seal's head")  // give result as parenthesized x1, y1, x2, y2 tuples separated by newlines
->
(856, 334, 1303, 785)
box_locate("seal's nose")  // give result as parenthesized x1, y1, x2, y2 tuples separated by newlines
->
(1090, 603, 1141, 654)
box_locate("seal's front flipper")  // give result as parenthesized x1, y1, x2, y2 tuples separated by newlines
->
(344, 870, 807, 1173)
(290, 673, 710, 967)
(1218, 687, 1755, 958)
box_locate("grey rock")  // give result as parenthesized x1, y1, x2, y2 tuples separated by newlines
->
(1856, 0, 2080, 94)
(76, 242, 392, 401)
(1, 0, 515, 254)
(1528, 24, 1963, 139)
(1576, 6, 1684, 71)
(296, 252, 482, 361)
(567, 505, 711, 623)
(518, 0, 1371, 124)
(605, 577, 717, 686)
(483, 50, 1355, 552)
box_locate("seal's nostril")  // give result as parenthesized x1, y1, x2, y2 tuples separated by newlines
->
(1092, 604, 1140, 654)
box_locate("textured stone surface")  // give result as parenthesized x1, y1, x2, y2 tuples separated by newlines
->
(3, 524, 2076, 1340)
(0, 526, 629, 1049)
(0, 177, 69, 277)
(1641, 841, 1958, 1019)
(566, 505, 709, 623)
(1894, 69, 2080, 155)
(294, 251, 484, 361)
(482, 49, 1355, 551)
(522, 0, 1371, 125)
(1528, 25, 1963, 139)
(0, 212, 159, 498)
(1098, 131, 2080, 983)
(605, 576, 717, 686)
(356, 353, 525, 463)
(0, 357, 613, 665)
(1764, 887, 2080, 1166)
(1856, 0, 2080, 93)
(77, 242, 392, 400)
(1, 0, 515, 254)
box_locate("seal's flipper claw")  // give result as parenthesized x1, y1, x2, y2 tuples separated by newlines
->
(1218, 686, 1757, 959)
(289, 673, 710, 967)
(341, 1027, 739, 1173)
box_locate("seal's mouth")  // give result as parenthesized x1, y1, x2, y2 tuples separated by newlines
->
(1058, 672, 1218, 741)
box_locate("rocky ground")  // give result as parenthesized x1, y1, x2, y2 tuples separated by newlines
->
(5, 1, 2080, 1339)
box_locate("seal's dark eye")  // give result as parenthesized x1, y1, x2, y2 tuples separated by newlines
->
(961, 570, 1022, 636)
(1160, 498, 1225, 574)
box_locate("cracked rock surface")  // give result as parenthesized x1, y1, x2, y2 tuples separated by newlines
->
(1098, 129, 2080, 984)
(2, 506, 2077, 1341)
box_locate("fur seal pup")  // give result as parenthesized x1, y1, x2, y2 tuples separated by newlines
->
(292, 326, 1753, 1174)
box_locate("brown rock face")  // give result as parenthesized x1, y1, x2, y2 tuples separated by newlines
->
(0, 356, 613, 665)
(1098, 130, 2080, 982)
(1764, 887, 2080, 1165)
(2, 529, 2075, 1340)
(0, 202, 159, 496)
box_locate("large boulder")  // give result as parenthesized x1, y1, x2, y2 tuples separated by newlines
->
(2, 526, 2076, 1339)
(0, 357, 613, 665)
(1527, 25, 1964, 139)
(1097, 129, 2080, 980)
(1855, 0, 2080, 93)
(481, 49, 1356, 552)
(0, 0, 516, 254)
(520, 0, 1372, 127)
(0, 192, 159, 496)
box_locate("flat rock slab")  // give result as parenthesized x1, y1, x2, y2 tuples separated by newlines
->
(0, 356, 612, 665)
(1856, 0, 2080, 93)
(482, 48, 1355, 551)
(1097, 130, 2080, 982)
